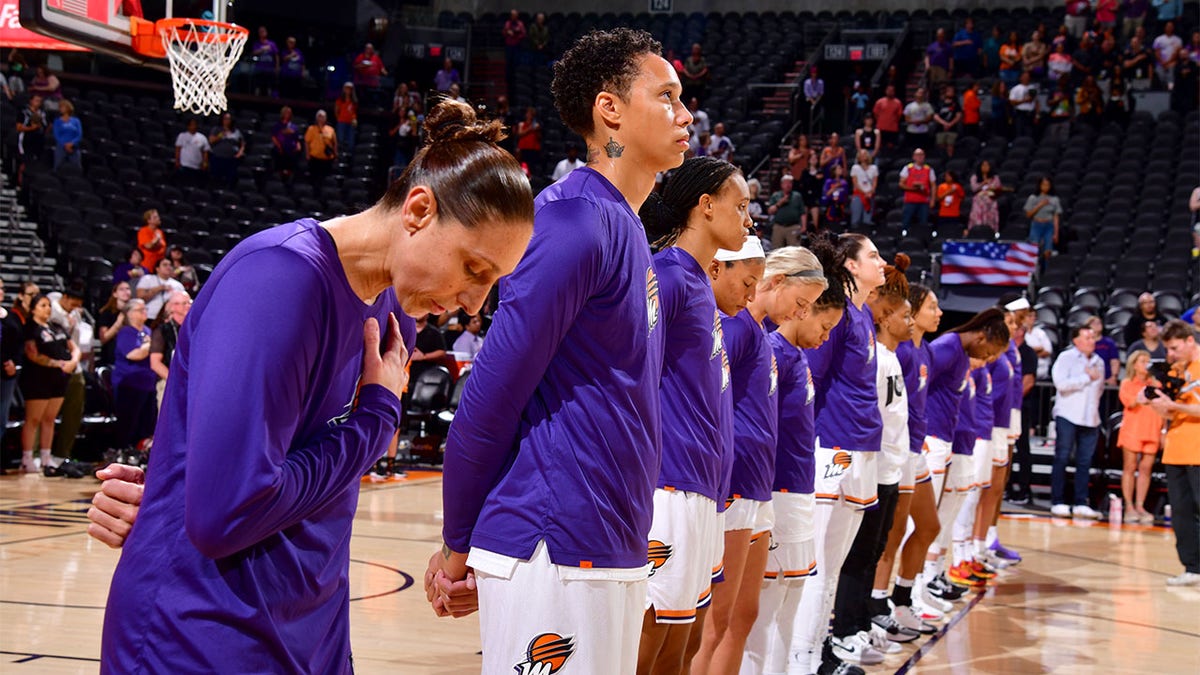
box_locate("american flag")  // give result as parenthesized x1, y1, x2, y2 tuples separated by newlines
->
(940, 240, 1039, 286)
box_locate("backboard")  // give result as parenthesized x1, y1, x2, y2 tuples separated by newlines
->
(18, 0, 225, 64)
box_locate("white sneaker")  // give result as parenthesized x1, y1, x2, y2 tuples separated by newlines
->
(1166, 572, 1200, 587)
(1072, 505, 1100, 519)
(893, 605, 938, 634)
(20, 457, 40, 474)
(1050, 503, 1072, 517)
(867, 624, 903, 653)
(831, 631, 885, 665)
(979, 551, 1012, 570)
(917, 585, 952, 615)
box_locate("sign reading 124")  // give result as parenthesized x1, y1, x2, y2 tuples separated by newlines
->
(650, 0, 672, 12)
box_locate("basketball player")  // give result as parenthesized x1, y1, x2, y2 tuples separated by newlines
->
(694, 245, 828, 675)
(427, 29, 694, 675)
(946, 362, 1000, 587)
(636, 157, 751, 675)
(95, 101, 534, 672)
(986, 294, 1032, 564)
(741, 241, 851, 675)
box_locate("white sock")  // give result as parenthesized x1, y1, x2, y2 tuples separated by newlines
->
(974, 539, 989, 558)
(986, 526, 999, 547)
(895, 577, 914, 588)
(924, 556, 941, 579)
(871, 588, 889, 600)
(22, 449, 34, 464)
(40, 449, 55, 467)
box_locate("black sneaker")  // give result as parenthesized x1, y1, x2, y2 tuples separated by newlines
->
(927, 573, 966, 600)
(818, 653, 867, 675)
(870, 613, 921, 643)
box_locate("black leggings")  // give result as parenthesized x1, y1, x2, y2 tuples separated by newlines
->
(832, 482, 900, 636)
(116, 384, 158, 447)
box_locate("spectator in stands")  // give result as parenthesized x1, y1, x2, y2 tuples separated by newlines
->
(137, 210, 167, 272)
(953, 18, 983, 77)
(855, 113, 881, 159)
(97, 281, 131, 366)
(982, 25, 1004, 76)
(1024, 176, 1062, 262)
(150, 291, 190, 408)
(799, 160, 824, 232)
(353, 43, 388, 107)
(1145, 319, 1200, 586)
(503, 9, 527, 82)
(990, 80, 1012, 136)
(1152, 0, 1184, 34)
(962, 82, 982, 137)
(516, 106, 542, 170)
(821, 163, 850, 227)
(49, 282, 89, 463)
(278, 36, 304, 98)
(0, 281, 23, 449)
(551, 145, 585, 181)
(903, 86, 934, 150)
(968, 161, 1004, 234)
(1048, 41, 1074, 82)
(687, 96, 711, 140)
(1071, 33, 1098, 88)
(850, 149, 878, 227)
(271, 106, 302, 181)
(174, 118, 210, 187)
(394, 81, 421, 114)
(818, 131, 846, 178)
(1074, 75, 1105, 127)
(803, 66, 825, 131)
(1000, 31, 1023, 85)
(334, 83, 358, 156)
(410, 313, 448, 386)
(389, 105, 419, 170)
(5, 49, 28, 98)
(933, 84, 962, 157)
(1154, 21, 1184, 89)
(452, 314, 485, 361)
(1065, 0, 1091, 39)
(1124, 0, 1151, 42)
(15, 94, 45, 186)
(528, 13, 549, 62)
(1173, 49, 1199, 113)
(926, 28, 954, 90)
(1097, 34, 1122, 80)
(52, 99, 81, 170)
(707, 122, 734, 162)
(899, 147, 936, 229)
(873, 84, 903, 149)
(1050, 324, 1105, 519)
(1022, 29, 1050, 80)
(1124, 293, 1168, 346)
(1009, 71, 1038, 137)
(767, 174, 805, 246)
(207, 113, 244, 189)
(433, 57, 459, 93)
(112, 299, 157, 448)
(250, 27, 279, 97)
(305, 110, 337, 185)
(935, 170, 966, 235)
(167, 245, 199, 294)
(113, 248, 148, 287)
(1187, 30, 1200, 63)
(789, 134, 815, 176)
(1118, 349, 1162, 522)
(29, 65, 61, 112)
(1045, 78, 1075, 143)
(1086, 315, 1121, 384)
(746, 178, 767, 225)
(682, 43, 710, 102)
(1124, 34, 1155, 89)
(1130, 320, 1168, 360)
(19, 293, 78, 473)
(849, 80, 869, 130)
(137, 258, 186, 323)
(1096, 0, 1120, 33)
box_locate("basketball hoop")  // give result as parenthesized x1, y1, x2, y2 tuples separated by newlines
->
(131, 17, 248, 116)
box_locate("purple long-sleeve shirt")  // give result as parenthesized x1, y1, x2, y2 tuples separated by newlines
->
(724, 309, 779, 501)
(1007, 340, 1023, 412)
(807, 300, 882, 452)
(441, 167, 665, 569)
(972, 365, 995, 440)
(989, 349, 1014, 429)
(952, 368, 979, 455)
(655, 246, 728, 501)
(101, 219, 415, 673)
(771, 331, 816, 494)
(924, 332, 970, 441)
(717, 336, 736, 512)
(897, 339, 932, 454)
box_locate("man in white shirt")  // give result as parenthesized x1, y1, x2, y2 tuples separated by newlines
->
(1008, 71, 1038, 137)
(1049, 325, 1105, 519)
(551, 145, 586, 181)
(137, 258, 186, 321)
(902, 87, 934, 150)
(1153, 21, 1183, 89)
(174, 118, 211, 187)
(707, 122, 734, 161)
(687, 97, 710, 137)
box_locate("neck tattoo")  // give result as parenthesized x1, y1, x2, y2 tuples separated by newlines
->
(605, 136, 625, 158)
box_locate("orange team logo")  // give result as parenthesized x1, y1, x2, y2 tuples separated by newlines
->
(824, 450, 852, 479)
(768, 353, 779, 396)
(646, 266, 661, 335)
(647, 540, 674, 576)
(918, 363, 928, 391)
(514, 633, 576, 675)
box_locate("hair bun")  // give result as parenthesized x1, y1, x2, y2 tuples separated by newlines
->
(893, 252, 911, 272)
(423, 99, 507, 146)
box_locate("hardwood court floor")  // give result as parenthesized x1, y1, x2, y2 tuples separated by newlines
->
(1, 472, 1197, 674)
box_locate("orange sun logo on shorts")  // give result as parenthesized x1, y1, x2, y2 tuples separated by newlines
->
(514, 633, 576, 675)
(833, 451, 853, 469)
(648, 540, 674, 576)
(824, 450, 852, 479)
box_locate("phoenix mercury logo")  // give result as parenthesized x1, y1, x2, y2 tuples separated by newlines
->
(710, 310, 724, 360)
(648, 540, 674, 576)
(768, 353, 779, 396)
(824, 451, 853, 479)
(805, 366, 815, 405)
(918, 363, 928, 391)
(514, 633, 576, 674)
(646, 266, 661, 335)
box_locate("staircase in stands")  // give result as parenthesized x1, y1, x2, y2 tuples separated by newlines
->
(0, 172, 60, 292)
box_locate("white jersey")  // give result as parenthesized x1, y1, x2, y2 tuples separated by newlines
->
(876, 343, 908, 486)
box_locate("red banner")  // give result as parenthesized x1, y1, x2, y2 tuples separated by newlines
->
(0, 0, 89, 51)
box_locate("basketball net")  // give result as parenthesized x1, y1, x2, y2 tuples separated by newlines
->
(159, 19, 248, 116)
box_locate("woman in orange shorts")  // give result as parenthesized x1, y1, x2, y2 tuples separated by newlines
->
(1117, 350, 1163, 523)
